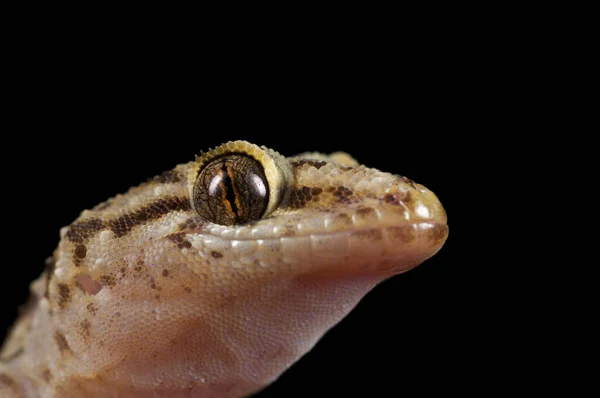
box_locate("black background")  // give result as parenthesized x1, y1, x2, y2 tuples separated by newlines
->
(0, 44, 493, 396)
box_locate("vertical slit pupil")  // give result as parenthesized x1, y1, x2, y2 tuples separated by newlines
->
(221, 165, 238, 216)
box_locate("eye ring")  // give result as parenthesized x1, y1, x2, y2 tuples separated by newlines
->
(189, 141, 293, 226)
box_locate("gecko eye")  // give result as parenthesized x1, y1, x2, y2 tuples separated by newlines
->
(193, 154, 269, 225)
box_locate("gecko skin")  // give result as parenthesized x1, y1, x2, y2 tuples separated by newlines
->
(1, 141, 448, 397)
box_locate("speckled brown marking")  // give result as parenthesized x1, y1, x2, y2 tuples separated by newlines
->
(66, 218, 105, 243)
(184, 286, 192, 293)
(168, 232, 191, 249)
(334, 186, 354, 204)
(79, 320, 91, 341)
(0, 373, 14, 383)
(55, 331, 71, 353)
(211, 251, 223, 258)
(387, 226, 416, 243)
(383, 193, 403, 206)
(134, 266, 142, 272)
(181, 241, 191, 249)
(75, 244, 87, 259)
(167, 233, 184, 242)
(291, 159, 327, 168)
(57, 284, 71, 308)
(351, 229, 383, 241)
(87, 302, 98, 315)
(338, 186, 353, 195)
(281, 225, 297, 237)
(334, 213, 353, 226)
(288, 185, 325, 209)
(99, 275, 116, 287)
(356, 207, 375, 216)
(153, 169, 181, 183)
(162, 269, 169, 277)
(311, 187, 323, 196)
(179, 218, 199, 230)
(287, 191, 303, 209)
(0, 373, 16, 388)
(108, 196, 190, 238)
(41, 369, 52, 382)
(427, 224, 448, 245)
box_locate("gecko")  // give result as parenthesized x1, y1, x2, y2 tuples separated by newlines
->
(0, 140, 448, 397)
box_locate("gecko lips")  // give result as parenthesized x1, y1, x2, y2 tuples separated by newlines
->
(303, 185, 448, 277)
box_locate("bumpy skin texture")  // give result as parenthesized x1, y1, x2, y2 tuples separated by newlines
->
(1, 141, 448, 397)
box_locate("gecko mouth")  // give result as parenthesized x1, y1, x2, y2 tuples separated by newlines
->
(187, 221, 448, 275)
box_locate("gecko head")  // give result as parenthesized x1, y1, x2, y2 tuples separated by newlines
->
(48, 140, 448, 396)
(161, 140, 449, 393)
(186, 140, 448, 279)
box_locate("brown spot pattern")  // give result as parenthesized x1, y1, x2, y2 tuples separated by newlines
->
(167, 232, 192, 249)
(162, 269, 169, 277)
(0, 373, 15, 386)
(41, 369, 52, 382)
(387, 226, 416, 243)
(57, 284, 71, 308)
(383, 193, 404, 205)
(211, 251, 223, 258)
(108, 196, 190, 237)
(177, 218, 200, 231)
(79, 320, 91, 340)
(334, 213, 353, 226)
(356, 207, 376, 217)
(351, 229, 383, 241)
(75, 244, 87, 259)
(428, 224, 448, 245)
(291, 159, 327, 168)
(55, 331, 71, 353)
(334, 186, 354, 204)
(288, 186, 327, 208)
(87, 302, 98, 315)
(99, 275, 116, 287)
(66, 219, 105, 243)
